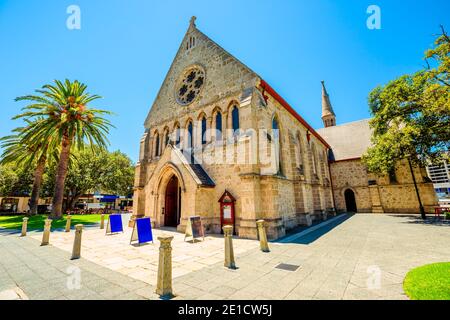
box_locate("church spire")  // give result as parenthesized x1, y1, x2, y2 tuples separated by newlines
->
(321, 81, 336, 128)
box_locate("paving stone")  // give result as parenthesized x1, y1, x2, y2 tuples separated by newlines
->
(208, 285, 237, 298)
(1, 214, 450, 300)
(0, 289, 21, 300)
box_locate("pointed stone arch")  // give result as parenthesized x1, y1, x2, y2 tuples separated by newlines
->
(212, 107, 223, 142)
(271, 113, 283, 175)
(227, 100, 240, 138)
(153, 162, 187, 228)
(172, 122, 181, 148)
(295, 130, 305, 174)
(197, 112, 208, 145)
(162, 126, 171, 151)
(344, 188, 358, 213)
(153, 129, 161, 157)
(155, 162, 187, 194)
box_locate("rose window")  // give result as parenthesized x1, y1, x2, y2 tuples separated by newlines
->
(176, 66, 205, 105)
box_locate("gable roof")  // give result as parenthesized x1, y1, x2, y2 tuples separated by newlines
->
(188, 163, 215, 187)
(143, 17, 331, 150)
(316, 119, 373, 161)
(143, 18, 258, 129)
(170, 146, 216, 187)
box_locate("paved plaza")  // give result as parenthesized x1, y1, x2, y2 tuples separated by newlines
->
(0, 214, 449, 300)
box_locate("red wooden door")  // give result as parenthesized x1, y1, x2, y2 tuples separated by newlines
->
(164, 176, 179, 227)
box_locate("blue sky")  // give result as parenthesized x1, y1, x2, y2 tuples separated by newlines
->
(0, 0, 448, 162)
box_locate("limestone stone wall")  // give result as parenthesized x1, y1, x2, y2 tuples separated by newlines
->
(330, 159, 438, 214)
(134, 79, 334, 240)
(144, 24, 258, 130)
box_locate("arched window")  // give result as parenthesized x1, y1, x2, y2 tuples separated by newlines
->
(216, 112, 222, 141)
(187, 36, 196, 50)
(187, 122, 193, 149)
(201, 116, 207, 145)
(296, 133, 304, 172)
(311, 144, 318, 175)
(174, 125, 181, 148)
(232, 105, 239, 135)
(164, 130, 170, 148)
(154, 133, 160, 157)
(272, 117, 282, 175)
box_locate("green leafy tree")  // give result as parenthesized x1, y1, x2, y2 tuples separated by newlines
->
(14, 80, 113, 218)
(425, 25, 450, 88)
(0, 163, 33, 197)
(363, 26, 450, 219)
(0, 164, 19, 196)
(100, 150, 135, 197)
(0, 120, 56, 215)
(42, 147, 134, 210)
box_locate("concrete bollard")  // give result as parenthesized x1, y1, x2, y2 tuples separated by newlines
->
(21, 217, 29, 237)
(256, 220, 270, 253)
(223, 225, 236, 269)
(41, 219, 52, 246)
(71, 224, 83, 260)
(65, 215, 72, 232)
(100, 214, 105, 229)
(155, 235, 174, 298)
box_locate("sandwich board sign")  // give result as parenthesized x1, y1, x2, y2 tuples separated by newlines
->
(130, 217, 153, 245)
(184, 216, 205, 242)
(106, 214, 123, 235)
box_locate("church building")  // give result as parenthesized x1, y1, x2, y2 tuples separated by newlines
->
(133, 17, 438, 240)
(317, 83, 438, 215)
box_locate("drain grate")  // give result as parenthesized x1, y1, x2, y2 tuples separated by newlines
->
(275, 263, 300, 272)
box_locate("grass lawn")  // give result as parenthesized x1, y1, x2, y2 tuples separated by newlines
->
(0, 214, 102, 231)
(403, 262, 450, 300)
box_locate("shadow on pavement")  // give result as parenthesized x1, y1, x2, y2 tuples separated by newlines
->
(275, 214, 354, 245)
(386, 214, 450, 227)
(0, 228, 21, 235)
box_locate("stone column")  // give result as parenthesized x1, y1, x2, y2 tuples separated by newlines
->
(223, 225, 236, 269)
(256, 220, 270, 253)
(21, 217, 28, 237)
(65, 215, 72, 232)
(155, 235, 174, 298)
(206, 116, 213, 143)
(41, 219, 52, 246)
(71, 224, 83, 260)
(100, 214, 105, 229)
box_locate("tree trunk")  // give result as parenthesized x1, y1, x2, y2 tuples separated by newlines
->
(29, 154, 47, 215)
(67, 193, 82, 210)
(408, 159, 426, 220)
(51, 134, 72, 219)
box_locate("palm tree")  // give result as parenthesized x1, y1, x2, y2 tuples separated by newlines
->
(14, 79, 113, 219)
(0, 120, 53, 215)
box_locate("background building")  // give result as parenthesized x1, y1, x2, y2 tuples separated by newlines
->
(426, 161, 450, 197)
(317, 83, 438, 214)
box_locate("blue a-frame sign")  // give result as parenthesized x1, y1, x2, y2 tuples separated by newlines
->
(106, 214, 123, 235)
(130, 217, 153, 245)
